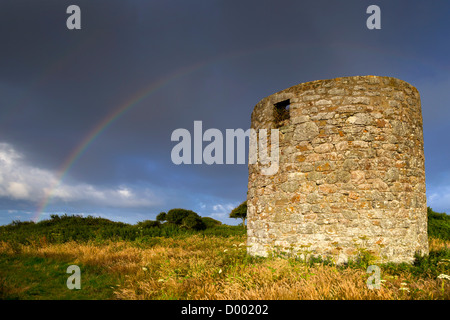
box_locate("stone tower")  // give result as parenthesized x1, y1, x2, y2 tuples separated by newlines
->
(247, 76, 428, 263)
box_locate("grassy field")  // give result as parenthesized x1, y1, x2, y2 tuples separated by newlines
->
(1, 210, 450, 300)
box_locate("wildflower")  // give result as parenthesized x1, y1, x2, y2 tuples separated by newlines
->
(437, 274, 450, 281)
(400, 282, 408, 286)
(399, 287, 410, 292)
(142, 267, 148, 271)
(224, 249, 228, 252)
(239, 243, 246, 247)
(218, 269, 222, 274)
(157, 279, 165, 282)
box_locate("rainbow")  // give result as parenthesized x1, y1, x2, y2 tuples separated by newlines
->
(33, 46, 273, 221)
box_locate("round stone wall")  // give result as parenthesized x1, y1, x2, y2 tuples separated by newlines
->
(247, 75, 428, 263)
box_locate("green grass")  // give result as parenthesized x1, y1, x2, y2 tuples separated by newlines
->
(0, 253, 121, 300)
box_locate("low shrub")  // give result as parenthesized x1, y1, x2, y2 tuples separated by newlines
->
(428, 207, 450, 241)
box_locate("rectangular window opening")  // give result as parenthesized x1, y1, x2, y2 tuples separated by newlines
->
(274, 99, 290, 127)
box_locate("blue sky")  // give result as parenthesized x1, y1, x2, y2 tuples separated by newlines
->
(0, 0, 449, 225)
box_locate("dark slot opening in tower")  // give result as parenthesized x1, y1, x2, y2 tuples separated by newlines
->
(274, 99, 290, 127)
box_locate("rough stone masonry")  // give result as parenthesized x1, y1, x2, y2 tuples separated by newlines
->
(247, 76, 428, 263)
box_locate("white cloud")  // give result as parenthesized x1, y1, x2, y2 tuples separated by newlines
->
(7, 182, 29, 199)
(0, 142, 162, 209)
(427, 185, 450, 214)
(197, 201, 242, 225)
(209, 202, 237, 219)
(118, 187, 132, 198)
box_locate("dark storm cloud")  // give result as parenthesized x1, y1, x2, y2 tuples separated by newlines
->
(1, 0, 449, 224)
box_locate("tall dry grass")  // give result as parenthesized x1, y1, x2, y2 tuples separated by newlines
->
(1, 235, 449, 300)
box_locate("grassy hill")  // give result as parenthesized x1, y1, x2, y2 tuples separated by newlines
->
(427, 207, 450, 241)
(0, 214, 245, 245)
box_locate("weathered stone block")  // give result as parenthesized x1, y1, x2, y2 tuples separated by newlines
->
(293, 121, 319, 141)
